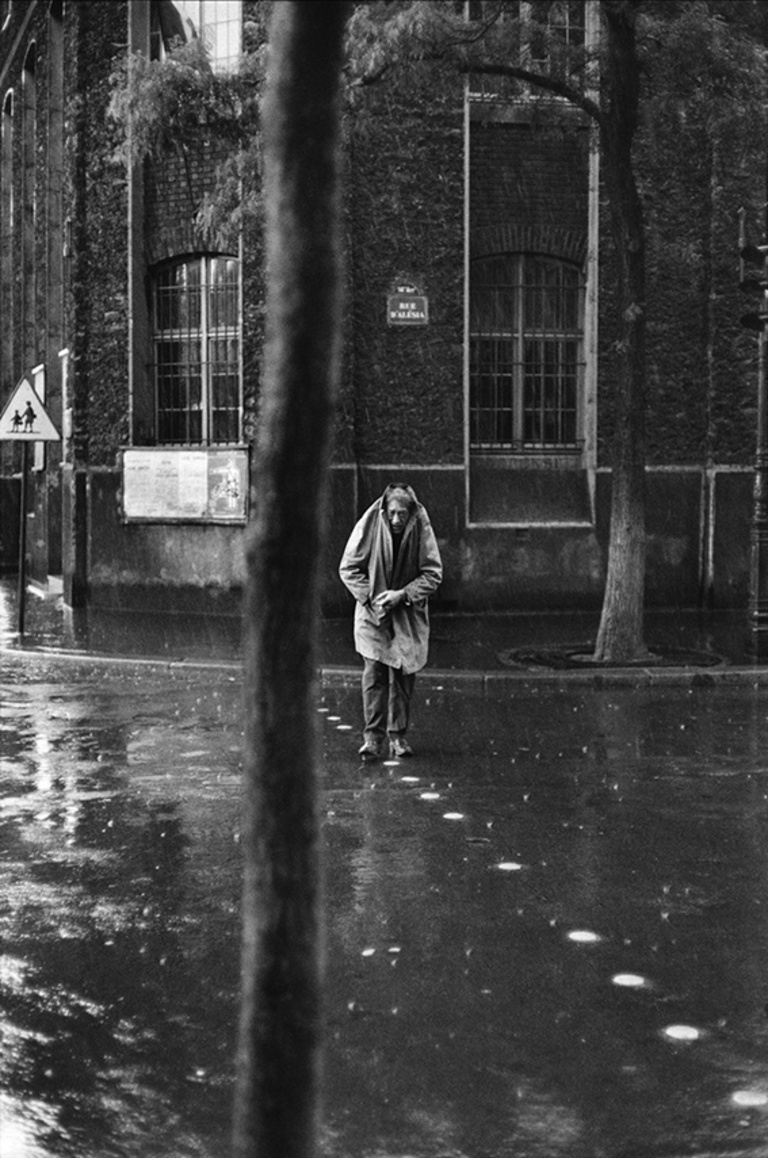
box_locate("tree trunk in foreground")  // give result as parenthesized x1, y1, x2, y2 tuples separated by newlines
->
(593, 0, 649, 663)
(233, 4, 348, 1157)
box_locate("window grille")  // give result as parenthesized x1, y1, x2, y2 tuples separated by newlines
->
(153, 255, 241, 445)
(470, 254, 584, 451)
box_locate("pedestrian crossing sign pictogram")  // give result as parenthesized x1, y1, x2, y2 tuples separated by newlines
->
(0, 377, 60, 441)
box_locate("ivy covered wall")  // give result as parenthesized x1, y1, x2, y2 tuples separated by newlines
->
(342, 63, 465, 469)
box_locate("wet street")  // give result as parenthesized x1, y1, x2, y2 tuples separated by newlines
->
(4, 653, 768, 1155)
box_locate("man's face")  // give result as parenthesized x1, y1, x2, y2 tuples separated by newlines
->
(386, 499, 410, 535)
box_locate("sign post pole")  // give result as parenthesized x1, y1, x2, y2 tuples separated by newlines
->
(0, 376, 61, 639)
(17, 441, 28, 637)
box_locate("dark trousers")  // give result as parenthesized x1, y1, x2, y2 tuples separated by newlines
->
(361, 658, 416, 741)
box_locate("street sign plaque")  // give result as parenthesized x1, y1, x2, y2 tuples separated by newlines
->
(387, 292, 429, 326)
(0, 377, 60, 441)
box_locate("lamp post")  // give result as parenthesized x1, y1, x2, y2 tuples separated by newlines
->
(739, 206, 768, 659)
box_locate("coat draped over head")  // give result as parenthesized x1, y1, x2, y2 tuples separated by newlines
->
(338, 485, 443, 675)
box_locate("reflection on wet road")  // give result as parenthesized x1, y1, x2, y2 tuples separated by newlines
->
(4, 657, 768, 1155)
(322, 681, 768, 1158)
(0, 660, 243, 1158)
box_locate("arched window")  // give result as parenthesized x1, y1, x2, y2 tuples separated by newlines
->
(470, 254, 584, 451)
(152, 255, 241, 445)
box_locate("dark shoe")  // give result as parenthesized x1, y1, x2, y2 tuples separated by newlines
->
(389, 736, 414, 758)
(359, 738, 384, 762)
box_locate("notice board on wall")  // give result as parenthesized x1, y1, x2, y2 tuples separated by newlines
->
(121, 447, 249, 523)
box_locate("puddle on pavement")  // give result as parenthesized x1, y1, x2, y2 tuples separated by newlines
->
(319, 682, 768, 1158)
(0, 663, 243, 1157)
(4, 663, 768, 1154)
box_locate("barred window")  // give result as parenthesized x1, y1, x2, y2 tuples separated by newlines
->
(153, 255, 241, 446)
(470, 254, 584, 451)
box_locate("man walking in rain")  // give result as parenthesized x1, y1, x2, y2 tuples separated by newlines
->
(339, 482, 443, 761)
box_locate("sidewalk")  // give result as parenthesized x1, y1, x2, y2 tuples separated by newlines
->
(3, 576, 768, 687)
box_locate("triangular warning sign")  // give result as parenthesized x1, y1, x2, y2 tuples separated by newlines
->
(0, 377, 60, 441)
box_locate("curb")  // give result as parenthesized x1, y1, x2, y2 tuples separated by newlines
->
(4, 647, 768, 689)
(0, 645, 241, 673)
(316, 663, 768, 691)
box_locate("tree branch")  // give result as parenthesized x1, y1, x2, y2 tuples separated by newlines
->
(457, 59, 602, 124)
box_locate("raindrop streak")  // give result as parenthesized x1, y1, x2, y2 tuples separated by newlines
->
(400, 776, 419, 782)
(336, 725, 352, 731)
(443, 812, 465, 821)
(361, 948, 375, 957)
(496, 862, 523, 872)
(612, 973, 648, 988)
(420, 792, 440, 801)
(567, 930, 602, 944)
(732, 1091, 768, 1107)
(327, 716, 341, 722)
(383, 760, 399, 767)
(662, 1024, 701, 1041)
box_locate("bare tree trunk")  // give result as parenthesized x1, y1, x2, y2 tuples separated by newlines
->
(233, 5, 348, 1157)
(593, 0, 649, 663)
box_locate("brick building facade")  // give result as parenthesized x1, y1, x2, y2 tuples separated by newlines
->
(0, 0, 765, 617)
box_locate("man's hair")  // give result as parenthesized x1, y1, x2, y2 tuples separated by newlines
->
(384, 482, 415, 511)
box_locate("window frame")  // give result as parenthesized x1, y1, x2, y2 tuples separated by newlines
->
(151, 0, 242, 72)
(525, 0, 587, 77)
(469, 253, 585, 454)
(466, 0, 587, 104)
(151, 253, 242, 448)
